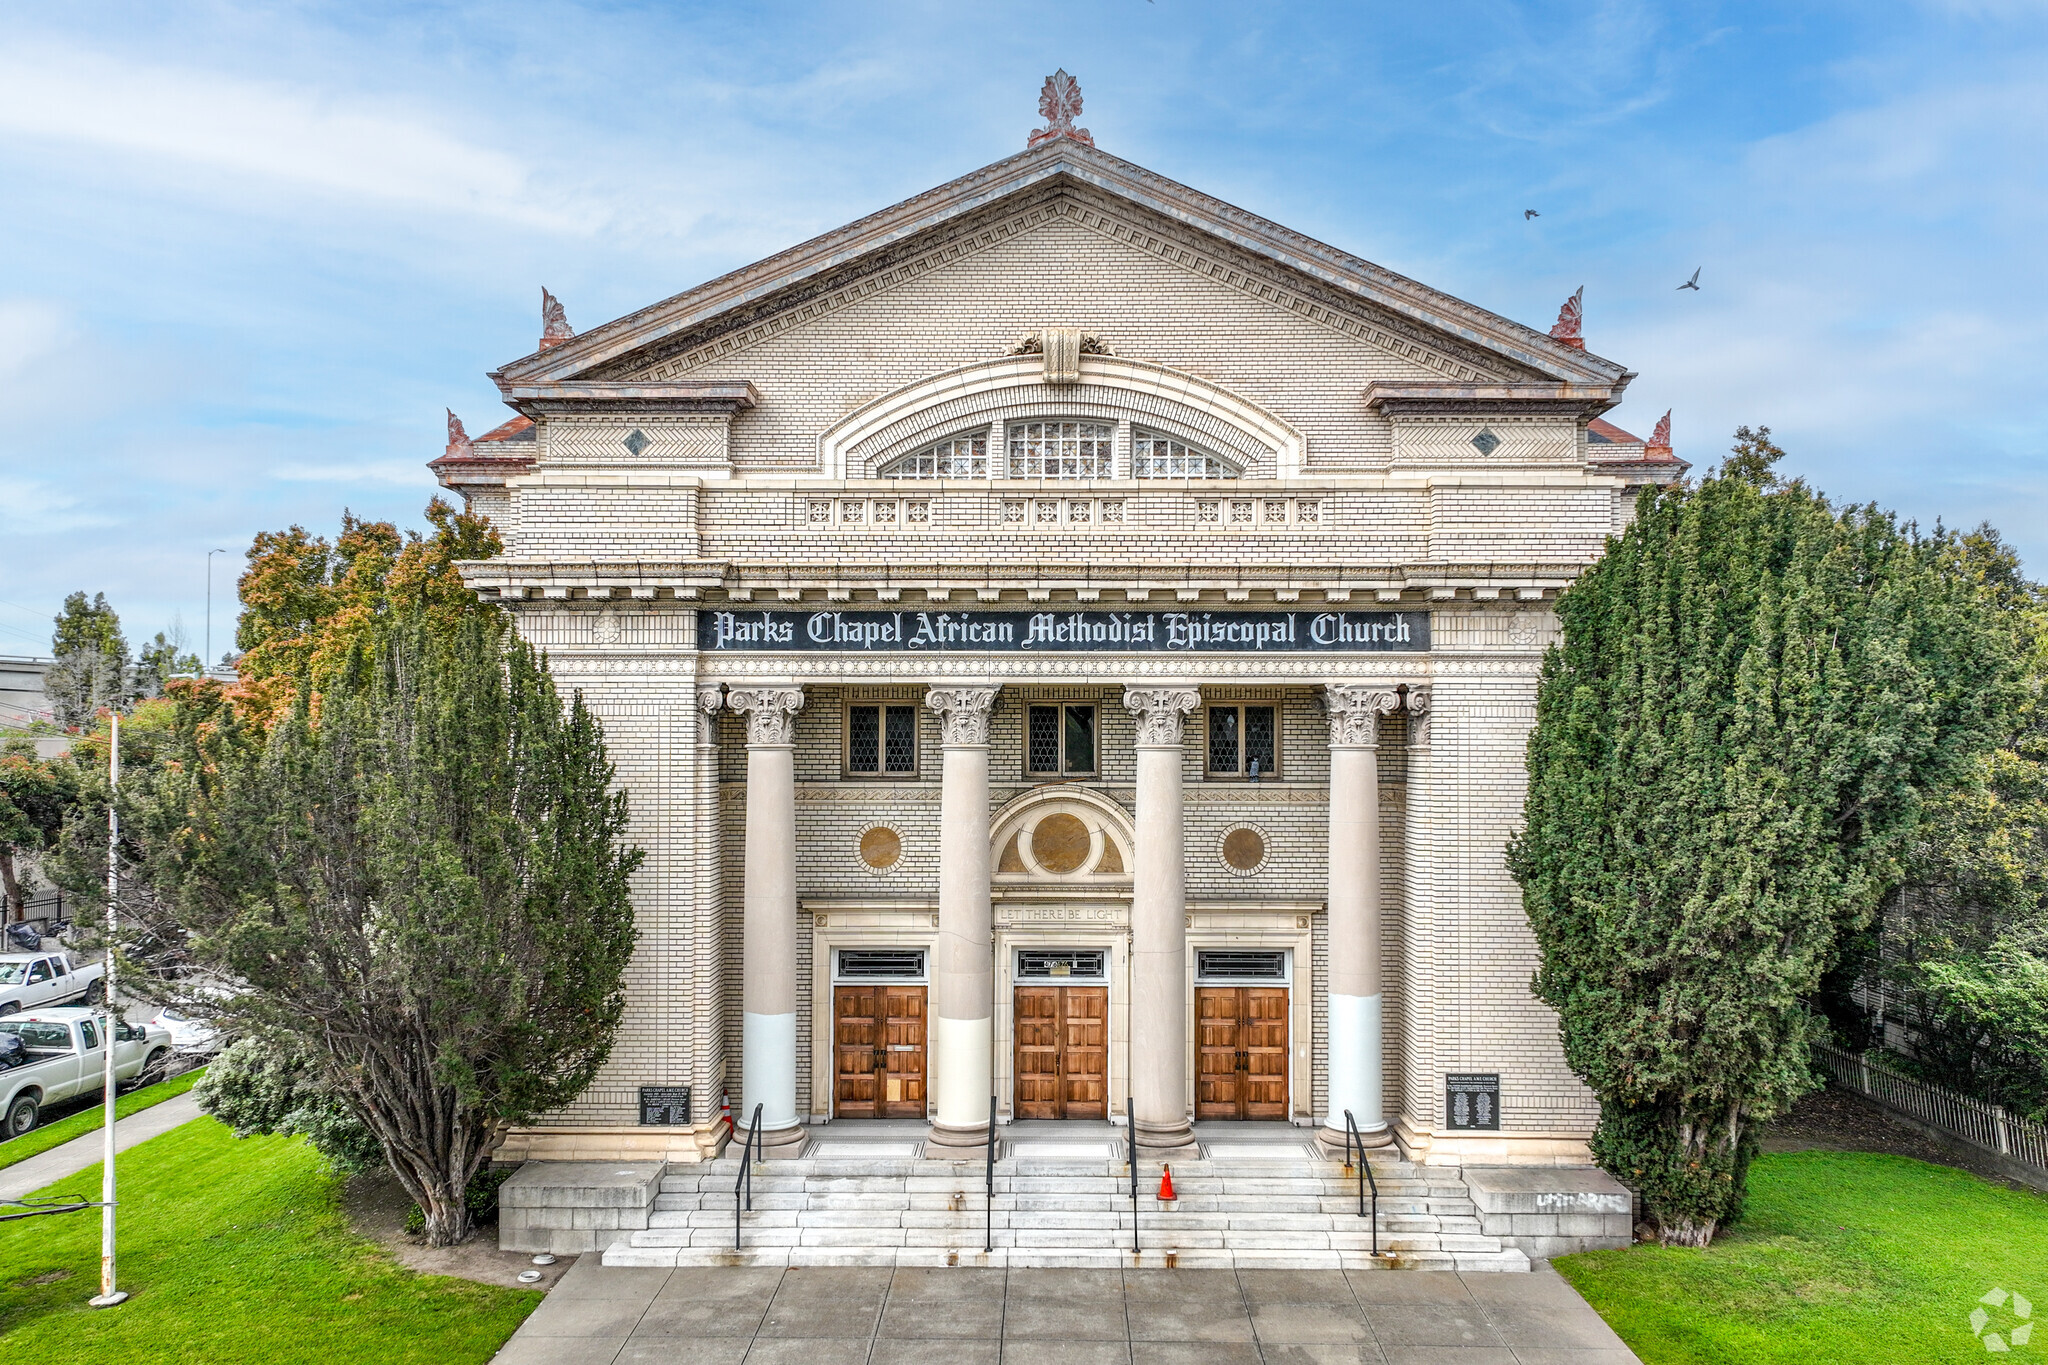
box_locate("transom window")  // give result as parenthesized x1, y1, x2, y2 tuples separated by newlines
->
(1207, 704, 1278, 779)
(1027, 703, 1097, 776)
(847, 703, 919, 777)
(1009, 421, 1110, 479)
(1133, 429, 1239, 478)
(880, 434, 987, 479)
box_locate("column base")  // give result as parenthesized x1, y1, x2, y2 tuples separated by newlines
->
(1130, 1117, 1199, 1157)
(1317, 1123, 1394, 1160)
(924, 1120, 993, 1153)
(735, 1122, 809, 1160)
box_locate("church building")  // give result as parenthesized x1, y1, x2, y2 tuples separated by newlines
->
(432, 73, 1684, 1179)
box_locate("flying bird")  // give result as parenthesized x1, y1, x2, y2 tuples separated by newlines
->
(1524, 209, 1540, 220)
(1678, 268, 1701, 291)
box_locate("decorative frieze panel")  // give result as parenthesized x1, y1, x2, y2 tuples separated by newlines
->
(1194, 497, 1322, 530)
(1000, 496, 1126, 529)
(542, 417, 732, 468)
(806, 497, 934, 530)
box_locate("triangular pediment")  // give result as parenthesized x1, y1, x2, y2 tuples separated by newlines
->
(493, 140, 1624, 395)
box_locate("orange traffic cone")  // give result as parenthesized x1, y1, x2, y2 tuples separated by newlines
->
(1158, 1165, 1176, 1201)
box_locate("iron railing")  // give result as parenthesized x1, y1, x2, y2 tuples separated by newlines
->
(733, 1103, 764, 1250)
(985, 1095, 997, 1253)
(1341, 1109, 1381, 1258)
(1128, 1093, 1139, 1253)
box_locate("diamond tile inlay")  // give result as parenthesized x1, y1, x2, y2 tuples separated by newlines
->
(622, 428, 651, 457)
(1471, 428, 1501, 456)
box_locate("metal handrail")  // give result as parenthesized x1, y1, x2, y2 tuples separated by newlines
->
(984, 1095, 997, 1253)
(733, 1103, 764, 1250)
(1341, 1109, 1381, 1257)
(1127, 1093, 1139, 1253)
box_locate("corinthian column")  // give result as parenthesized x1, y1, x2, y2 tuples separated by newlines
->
(1123, 685, 1202, 1156)
(924, 685, 1000, 1150)
(726, 685, 806, 1157)
(1321, 684, 1402, 1155)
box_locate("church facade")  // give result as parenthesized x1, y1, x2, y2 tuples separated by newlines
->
(433, 81, 1683, 1169)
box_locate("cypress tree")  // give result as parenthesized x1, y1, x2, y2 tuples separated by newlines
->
(1509, 455, 2022, 1244)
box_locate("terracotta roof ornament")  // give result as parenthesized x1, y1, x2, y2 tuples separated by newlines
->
(1549, 287, 1585, 350)
(445, 409, 472, 458)
(1648, 409, 1672, 456)
(540, 287, 575, 351)
(1028, 69, 1094, 148)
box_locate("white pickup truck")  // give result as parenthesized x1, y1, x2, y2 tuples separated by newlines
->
(0, 1008, 172, 1137)
(0, 952, 106, 1016)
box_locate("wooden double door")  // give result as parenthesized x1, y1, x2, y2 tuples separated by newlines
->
(1014, 985, 1108, 1119)
(833, 985, 927, 1118)
(1195, 987, 1290, 1120)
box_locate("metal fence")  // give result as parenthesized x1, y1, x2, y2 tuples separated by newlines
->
(1814, 1042, 2048, 1175)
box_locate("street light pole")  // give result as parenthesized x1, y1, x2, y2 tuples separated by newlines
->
(205, 548, 228, 673)
(90, 712, 126, 1308)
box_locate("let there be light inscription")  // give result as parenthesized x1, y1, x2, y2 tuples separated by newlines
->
(699, 609, 1429, 653)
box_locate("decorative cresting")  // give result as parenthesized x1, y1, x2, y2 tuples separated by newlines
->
(818, 354, 1304, 479)
(539, 287, 574, 351)
(1326, 685, 1401, 747)
(726, 687, 805, 745)
(1123, 686, 1201, 746)
(924, 686, 999, 746)
(1549, 286, 1585, 349)
(1027, 68, 1093, 147)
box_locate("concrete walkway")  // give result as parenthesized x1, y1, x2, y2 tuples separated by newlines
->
(0, 1091, 203, 1202)
(493, 1259, 1640, 1365)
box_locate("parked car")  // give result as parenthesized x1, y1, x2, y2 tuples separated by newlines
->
(0, 1008, 173, 1137)
(0, 952, 105, 1016)
(147, 1006, 224, 1057)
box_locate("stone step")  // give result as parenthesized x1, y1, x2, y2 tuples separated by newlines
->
(602, 1243, 1529, 1272)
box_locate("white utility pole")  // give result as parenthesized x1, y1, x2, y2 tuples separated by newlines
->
(90, 712, 126, 1309)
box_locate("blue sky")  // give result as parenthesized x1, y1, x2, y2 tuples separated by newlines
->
(2, 1, 2044, 661)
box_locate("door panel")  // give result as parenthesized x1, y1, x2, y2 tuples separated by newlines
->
(835, 984, 927, 1118)
(1194, 986, 1290, 1120)
(1013, 985, 1108, 1119)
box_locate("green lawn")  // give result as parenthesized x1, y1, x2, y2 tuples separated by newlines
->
(1557, 1150, 2048, 1364)
(0, 1067, 207, 1172)
(0, 1115, 537, 1365)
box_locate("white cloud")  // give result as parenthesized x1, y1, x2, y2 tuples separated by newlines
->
(0, 300, 74, 379)
(0, 39, 601, 234)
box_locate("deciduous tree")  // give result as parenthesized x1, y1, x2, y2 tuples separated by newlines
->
(130, 613, 639, 1245)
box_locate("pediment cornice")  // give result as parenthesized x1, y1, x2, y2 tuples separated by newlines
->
(491, 141, 1627, 394)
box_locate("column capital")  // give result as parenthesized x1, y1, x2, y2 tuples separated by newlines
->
(1123, 685, 1201, 747)
(1325, 684, 1401, 748)
(925, 685, 1000, 747)
(1406, 685, 1433, 749)
(727, 686, 805, 746)
(695, 685, 725, 748)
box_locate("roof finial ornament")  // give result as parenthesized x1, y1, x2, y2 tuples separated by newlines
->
(540, 287, 574, 350)
(445, 409, 472, 458)
(1648, 410, 1672, 454)
(1028, 69, 1094, 148)
(1549, 287, 1585, 350)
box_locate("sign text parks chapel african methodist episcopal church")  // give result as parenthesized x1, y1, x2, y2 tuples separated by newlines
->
(700, 608, 1431, 653)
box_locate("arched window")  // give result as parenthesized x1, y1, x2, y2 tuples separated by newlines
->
(1008, 421, 1111, 479)
(879, 434, 987, 478)
(1133, 428, 1238, 478)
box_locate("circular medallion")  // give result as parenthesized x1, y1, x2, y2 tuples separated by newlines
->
(858, 825, 902, 872)
(1220, 823, 1269, 875)
(1030, 812, 1092, 874)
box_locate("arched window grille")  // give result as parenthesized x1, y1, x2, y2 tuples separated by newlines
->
(879, 434, 987, 478)
(1007, 421, 1111, 479)
(1132, 428, 1239, 478)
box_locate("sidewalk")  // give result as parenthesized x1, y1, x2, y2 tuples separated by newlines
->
(493, 1258, 1641, 1365)
(0, 1092, 203, 1202)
